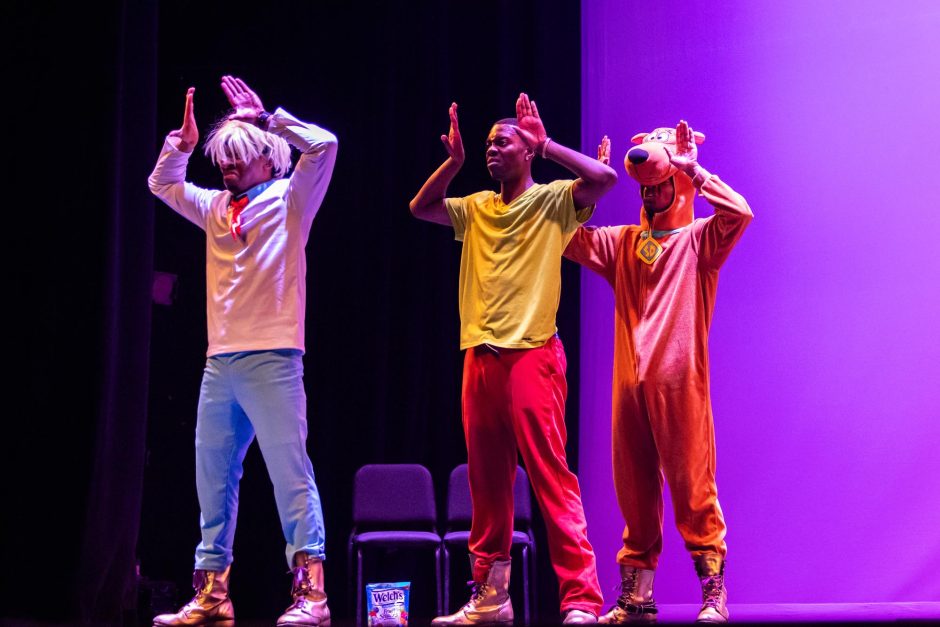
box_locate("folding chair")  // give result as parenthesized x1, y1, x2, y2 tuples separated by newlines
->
(441, 464, 537, 625)
(347, 464, 443, 625)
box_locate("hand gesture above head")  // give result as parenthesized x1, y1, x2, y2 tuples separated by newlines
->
(665, 120, 699, 175)
(168, 87, 199, 153)
(221, 75, 266, 124)
(440, 102, 465, 166)
(597, 135, 611, 166)
(514, 92, 548, 153)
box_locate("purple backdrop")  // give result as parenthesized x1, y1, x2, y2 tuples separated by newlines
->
(579, 0, 940, 604)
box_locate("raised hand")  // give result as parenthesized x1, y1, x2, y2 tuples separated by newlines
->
(597, 135, 611, 166)
(440, 102, 465, 165)
(221, 75, 265, 123)
(666, 119, 699, 174)
(168, 87, 198, 153)
(514, 92, 548, 151)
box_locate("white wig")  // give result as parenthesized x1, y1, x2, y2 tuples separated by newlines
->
(204, 119, 292, 178)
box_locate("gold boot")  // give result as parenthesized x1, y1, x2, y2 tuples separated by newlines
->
(277, 553, 331, 626)
(598, 565, 656, 624)
(431, 557, 513, 625)
(152, 566, 234, 626)
(695, 558, 728, 623)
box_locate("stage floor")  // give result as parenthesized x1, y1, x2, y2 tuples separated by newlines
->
(5, 603, 940, 626)
(654, 601, 940, 623)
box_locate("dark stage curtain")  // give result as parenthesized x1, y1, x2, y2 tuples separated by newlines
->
(76, 0, 159, 622)
(3, 2, 581, 624)
(4, 0, 158, 624)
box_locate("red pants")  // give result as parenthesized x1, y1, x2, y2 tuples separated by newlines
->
(463, 336, 603, 614)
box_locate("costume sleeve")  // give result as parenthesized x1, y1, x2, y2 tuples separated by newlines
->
(444, 196, 469, 242)
(694, 174, 753, 270)
(563, 225, 623, 287)
(147, 140, 220, 230)
(273, 108, 338, 234)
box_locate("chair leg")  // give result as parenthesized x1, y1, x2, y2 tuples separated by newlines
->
(522, 545, 530, 626)
(529, 536, 537, 621)
(357, 548, 364, 627)
(442, 545, 450, 614)
(435, 546, 443, 616)
(348, 541, 356, 622)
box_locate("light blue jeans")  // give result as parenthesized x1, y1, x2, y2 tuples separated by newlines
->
(193, 349, 325, 570)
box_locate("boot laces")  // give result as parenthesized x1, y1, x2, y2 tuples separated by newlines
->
(467, 580, 490, 604)
(701, 574, 724, 608)
(187, 570, 213, 605)
(616, 570, 639, 606)
(291, 566, 314, 597)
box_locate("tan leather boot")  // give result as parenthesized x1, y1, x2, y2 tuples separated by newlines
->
(431, 557, 513, 625)
(695, 558, 728, 623)
(277, 553, 331, 626)
(152, 566, 234, 626)
(598, 565, 657, 624)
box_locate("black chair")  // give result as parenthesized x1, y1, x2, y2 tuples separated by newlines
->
(441, 464, 537, 625)
(347, 464, 443, 625)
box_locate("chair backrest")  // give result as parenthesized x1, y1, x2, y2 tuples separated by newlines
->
(352, 464, 437, 529)
(446, 464, 532, 531)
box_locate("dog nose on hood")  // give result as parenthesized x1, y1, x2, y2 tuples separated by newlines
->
(627, 148, 649, 165)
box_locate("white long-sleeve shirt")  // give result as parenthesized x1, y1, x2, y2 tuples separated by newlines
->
(148, 108, 338, 356)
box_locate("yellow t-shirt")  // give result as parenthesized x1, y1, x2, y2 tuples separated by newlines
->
(445, 179, 594, 349)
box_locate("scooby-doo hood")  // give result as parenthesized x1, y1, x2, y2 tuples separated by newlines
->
(625, 127, 704, 231)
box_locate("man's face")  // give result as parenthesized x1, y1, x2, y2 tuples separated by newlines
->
(219, 156, 272, 195)
(640, 177, 675, 213)
(485, 124, 532, 181)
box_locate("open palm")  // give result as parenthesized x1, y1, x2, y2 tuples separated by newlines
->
(514, 92, 547, 150)
(221, 75, 265, 122)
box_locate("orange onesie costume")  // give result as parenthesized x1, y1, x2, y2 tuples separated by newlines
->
(564, 126, 751, 623)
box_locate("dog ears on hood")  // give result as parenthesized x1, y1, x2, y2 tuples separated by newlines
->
(631, 129, 706, 145)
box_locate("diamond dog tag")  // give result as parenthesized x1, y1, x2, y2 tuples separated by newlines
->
(636, 234, 663, 265)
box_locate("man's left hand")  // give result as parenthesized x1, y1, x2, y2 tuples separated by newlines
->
(514, 92, 548, 154)
(665, 119, 699, 176)
(221, 75, 266, 124)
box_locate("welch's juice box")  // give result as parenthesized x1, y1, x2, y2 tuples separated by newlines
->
(366, 581, 410, 626)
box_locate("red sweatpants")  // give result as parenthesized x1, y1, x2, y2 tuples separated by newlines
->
(463, 336, 603, 614)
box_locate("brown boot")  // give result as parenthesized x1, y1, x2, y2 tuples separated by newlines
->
(277, 553, 331, 626)
(598, 565, 657, 624)
(152, 566, 234, 626)
(695, 558, 728, 623)
(431, 557, 513, 625)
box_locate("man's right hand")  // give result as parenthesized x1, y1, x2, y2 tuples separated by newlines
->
(440, 102, 465, 166)
(168, 87, 198, 153)
(597, 135, 611, 166)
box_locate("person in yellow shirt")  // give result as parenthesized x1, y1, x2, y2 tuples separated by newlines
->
(410, 93, 617, 625)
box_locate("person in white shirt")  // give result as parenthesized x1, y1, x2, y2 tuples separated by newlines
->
(148, 75, 337, 627)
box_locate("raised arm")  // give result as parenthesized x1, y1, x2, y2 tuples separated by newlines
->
(409, 103, 464, 226)
(667, 120, 753, 268)
(513, 93, 617, 210)
(222, 75, 338, 226)
(148, 87, 218, 228)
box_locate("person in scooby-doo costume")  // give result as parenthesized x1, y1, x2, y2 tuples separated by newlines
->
(564, 121, 752, 624)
